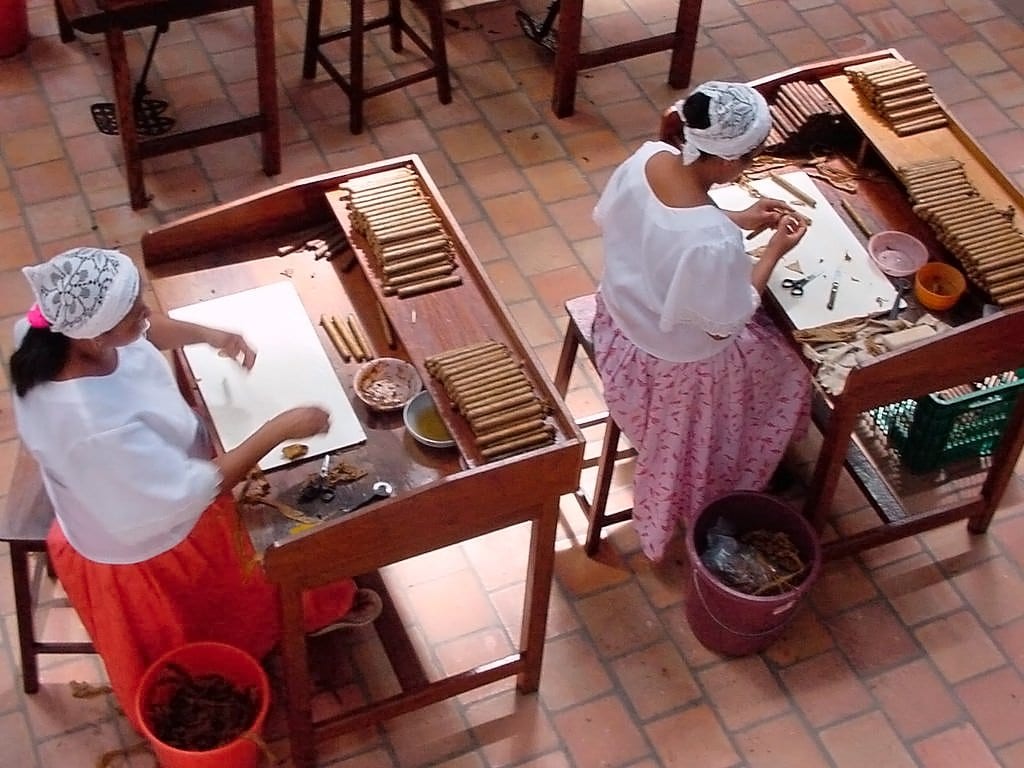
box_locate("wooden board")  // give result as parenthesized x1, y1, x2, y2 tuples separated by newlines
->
(168, 281, 366, 470)
(711, 170, 898, 329)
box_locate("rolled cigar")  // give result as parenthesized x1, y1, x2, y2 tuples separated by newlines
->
(989, 277, 1024, 297)
(894, 117, 948, 135)
(480, 428, 556, 459)
(387, 264, 457, 287)
(874, 83, 933, 99)
(347, 314, 374, 361)
(458, 383, 534, 410)
(993, 287, 1024, 305)
(840, 199, 873, 237)
(426, 341, 506, 369)
(975, 253, 1024, 270)
(950, 231, 1021, 250)
(396, 275, 463, 298)
(362, 211, 439, 233)
(331, 315, 364, 362)
(344, 175, 420, 198)
(382, 251, 452, 276)
(469, 403, 549, 432)
(769, 105, 798, 136)
(320, 314, 353, 362)
(453, 376, 531, 404)
(769, 173, 816, 207)
(982, 264, 1024, 283)
(465, 392, 537, 420)
(460, 390, 537, 417)
(380, 235, 451, 261)
(443, 360, 520, 388)
(969, 244, 1024, 263)
(373, 223, 444, 247)
(376, 303, 396, 349)
(951, 220, 1019, 238)
(343, 167, 416, 188)
(352, 195, 430, 218)
(887, 104, 945, 121)
(277, 244, 297, 256)
(436, 353, 515, 381)
(885, 93, 936, 110)
(476, 418, 549, 446)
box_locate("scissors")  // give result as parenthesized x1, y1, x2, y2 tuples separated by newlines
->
(780, 271, 822, 297)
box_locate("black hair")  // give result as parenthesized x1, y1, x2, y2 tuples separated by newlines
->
(9, 327, 71, 397)
(682, 91, 712, 129)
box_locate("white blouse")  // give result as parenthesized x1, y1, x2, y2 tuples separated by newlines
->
(13, 333, 221, 564)
(595, 140, 759, 362)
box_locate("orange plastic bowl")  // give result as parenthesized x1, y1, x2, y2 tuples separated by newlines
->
(914, 262, 966, 311)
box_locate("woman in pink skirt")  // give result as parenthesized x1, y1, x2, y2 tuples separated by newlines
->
(593, 82, 812, 561)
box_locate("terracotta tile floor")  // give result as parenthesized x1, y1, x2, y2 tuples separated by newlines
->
(3, 0, 1024, 766)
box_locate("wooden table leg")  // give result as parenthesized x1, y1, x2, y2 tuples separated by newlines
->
(517, 501, 558, 692)
(105, 24, 147, 210)
(253, 0, 280, 177)
(279, 583, 317, 768)
(551, 0, 584, 118)
(11, 543, 40, 694)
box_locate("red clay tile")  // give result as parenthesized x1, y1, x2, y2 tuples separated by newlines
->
(778, 650, 874, 728)
(644, 705, 739, 768)
(913, 723, 1002, 768)
(553, 695, 650, 766)
(956, 665, 1024, 748)
(867, 658, 963, 739)
(698, 656, 790, 731)
(819, 710, 917, 768)
(915, 610, 1006, 683)
(734, 712, 831, 768)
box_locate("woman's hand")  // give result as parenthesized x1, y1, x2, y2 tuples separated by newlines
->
(207, 329, 257, 370)
(272, 406, 331, 441)
(767, 213, 808, 257)
(732, 197, 795, 233)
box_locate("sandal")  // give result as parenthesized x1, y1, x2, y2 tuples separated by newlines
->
(308, 588, 383, 636)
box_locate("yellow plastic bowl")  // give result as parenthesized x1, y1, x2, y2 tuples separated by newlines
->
(914, 262, 966, 311)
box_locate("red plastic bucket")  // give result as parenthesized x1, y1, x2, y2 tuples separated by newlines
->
(135, 642, 270, 768)
(0, 0, 29, 58)
(685, 491, 822, 656)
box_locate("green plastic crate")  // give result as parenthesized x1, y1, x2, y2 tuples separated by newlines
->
(868, 369, 1024, 474)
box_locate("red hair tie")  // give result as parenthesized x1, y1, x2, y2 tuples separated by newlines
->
(26, 304, 51, 329)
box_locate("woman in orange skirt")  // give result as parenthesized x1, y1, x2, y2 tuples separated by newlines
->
(10, 247, 368, 730)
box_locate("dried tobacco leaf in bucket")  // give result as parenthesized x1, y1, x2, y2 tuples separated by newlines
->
(700, 518, 808, 596)
(147, 663, 260, 751)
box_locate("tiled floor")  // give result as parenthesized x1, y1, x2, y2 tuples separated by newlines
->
(2, 0, 1024, 766)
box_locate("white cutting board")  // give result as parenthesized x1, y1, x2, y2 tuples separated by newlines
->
(710, 171, 898, 330)
(169, 281, 366, 470)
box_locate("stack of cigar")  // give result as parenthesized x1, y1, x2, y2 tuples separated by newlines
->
(277, 222, 349, 261)
(845, 59, 947, 136)
(764, 80, 844, 153)
(425, 341, 555, 461)
(898, 157, 1024, 307)
(339, 167, 462, 298)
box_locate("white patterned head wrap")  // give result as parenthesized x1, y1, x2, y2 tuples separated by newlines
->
(22, 248, 140, 339)
(677, 82, 771, 165)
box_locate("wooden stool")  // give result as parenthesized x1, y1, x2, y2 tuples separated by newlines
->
(303, 0, 452, 134)
(1, 448, 95, 694)
(554, 293, 637, 554)
(54, 0, 281, 210)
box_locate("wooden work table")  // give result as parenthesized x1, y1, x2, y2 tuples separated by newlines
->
(746, 52, 1024, 559)
(141, 156, 584, 768)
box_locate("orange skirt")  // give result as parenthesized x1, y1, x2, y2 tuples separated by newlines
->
(47, 494, 355, 730)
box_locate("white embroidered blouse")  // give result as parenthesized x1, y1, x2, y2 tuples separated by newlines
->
(595, 140, 759, 362)
(13, 332, 221, 564)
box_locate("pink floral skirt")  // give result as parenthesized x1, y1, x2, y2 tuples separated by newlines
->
(593, 293, 810, 560)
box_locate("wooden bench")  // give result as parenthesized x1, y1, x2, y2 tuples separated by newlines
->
(0, 447, 94, 694)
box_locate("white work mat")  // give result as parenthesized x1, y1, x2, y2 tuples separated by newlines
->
(169, 281, 366, 470)
(710, 170, 898, 330)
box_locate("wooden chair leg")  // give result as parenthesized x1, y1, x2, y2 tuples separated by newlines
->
(553, 330, 580, 397)
(667, 0, 701, 88)
(55, 0, 75, 43)
(302, 0, 325, 80)
(424, 0, 451, 103)
(349, 0, 366, 134)
(253, 0, 280, 176)
(10, 543, 41, 694)
(105, 25, 147, 209)
(584, 417, 623, 555)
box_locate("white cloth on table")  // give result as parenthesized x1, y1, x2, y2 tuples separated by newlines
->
(593, 140, 810, 561)
(13, 336, 220, 564)
(595, 140, 759, 363)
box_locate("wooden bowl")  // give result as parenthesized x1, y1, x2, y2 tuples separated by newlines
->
(914, 262, 966, 311)
(353, 357, 422, 412)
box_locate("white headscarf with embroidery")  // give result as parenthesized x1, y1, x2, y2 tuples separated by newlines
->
(676, 81, 771, 165)
(22, 248, 140, 339)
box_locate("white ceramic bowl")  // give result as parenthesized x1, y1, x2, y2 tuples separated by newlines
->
(403, 390, 455, 448)
(353, 357, 422, 412)
(868, 230, 928, 277)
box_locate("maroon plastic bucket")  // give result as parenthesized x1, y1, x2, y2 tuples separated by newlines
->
(685, 491, 822, 656)
(0, 0, 29, 58)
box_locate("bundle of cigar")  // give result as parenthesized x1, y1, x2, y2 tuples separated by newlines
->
(339, 166, 462, 298)
(319, 313, 374, 362)
(425, 341, 555, 461)
(845, 59, 947, 136)
(277, 222, 349, 261)
(764, 80, 844, 153)
(898, 157, 1024, 307)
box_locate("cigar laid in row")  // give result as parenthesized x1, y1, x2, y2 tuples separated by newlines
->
(338, 168, 463, 298)
(898, 157, 1024, 307)
(319, 313, 375, 362)
(845, 58, 948, 137)
(763, 80, 843, 153)
(425, 341, 555, 461)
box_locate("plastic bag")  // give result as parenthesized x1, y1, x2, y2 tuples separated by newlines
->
(700, 517, 786, 595)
